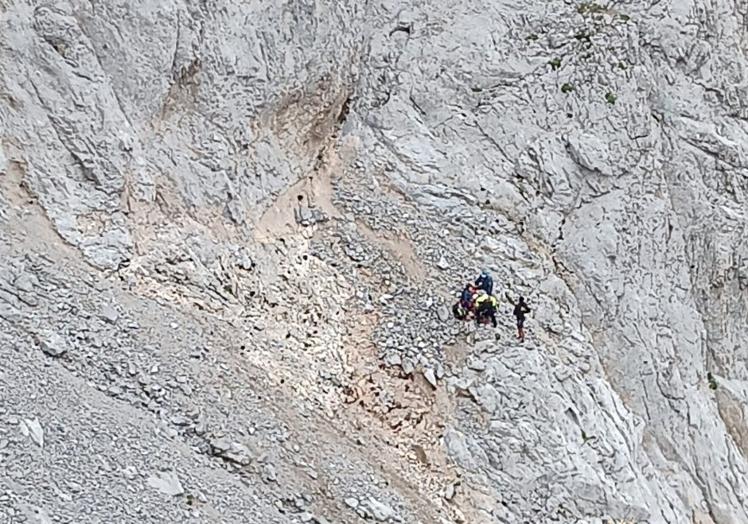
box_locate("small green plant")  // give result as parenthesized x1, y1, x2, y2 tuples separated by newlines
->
(549, 57, 562, 70)
(707, 372, 718, 390)
(605, 91, 617, 104)
(619, 13, 631, 21)
(574, 30, 592, 45)
(617, 61, 628, 70)
(561, 83, 575, 94)
(577, 2, 605, 15)
(527, 33, 539, 41)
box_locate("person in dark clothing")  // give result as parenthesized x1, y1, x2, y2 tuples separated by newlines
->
(513, 296, 531, 342)
(475, 269, 493, 295)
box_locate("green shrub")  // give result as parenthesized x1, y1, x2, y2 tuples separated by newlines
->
(577, 2, 605, 14)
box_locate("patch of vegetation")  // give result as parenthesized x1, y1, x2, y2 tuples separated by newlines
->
(619, 13, 631, 22)
(561, 83, 575, 94)
(549, 57, 562, 70)
(707, 372, 718, 390)
(617, 61, 628, 70)
(577, 2, 606, 15)
(605, 91, 617, 104)
(527, 33, 539, 41)
(574, 30, 592, 45)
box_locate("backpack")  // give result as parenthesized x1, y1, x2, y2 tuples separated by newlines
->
(452, 302, 468, 320)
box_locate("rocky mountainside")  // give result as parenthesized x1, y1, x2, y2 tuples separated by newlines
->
(1, 1, 747, 523)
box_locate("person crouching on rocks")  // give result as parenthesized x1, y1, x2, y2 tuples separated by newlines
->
(460, 283, 478, 312)
(474, 291, 498, 328)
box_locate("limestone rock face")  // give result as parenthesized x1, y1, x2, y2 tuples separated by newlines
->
(1, 1, 747, 523)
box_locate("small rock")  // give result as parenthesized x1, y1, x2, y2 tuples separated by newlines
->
(378, 294, 393, 305)
(384, 353, 402, 368)
(444, 483, 456, 501)
(21, 418, 44, 448)
(401, 359, 415, 376)
(365, 497, 397, 522)
(344, 497, 359, 509)
(423, 368, 438, 389)
(210, 438, 253, 465)
(262, 463, 277, 483)
(104, 386, 123, 399)
(14, 273, 35, 293)
(467, 358, 486, 372)
(147, 470, 184, 497)
(236, 250, 254, 271)
(436, 256, 449, 270)
(171, 416, 191, 427)
(35, 332, 68, 358)
(100, 305, 119, 324)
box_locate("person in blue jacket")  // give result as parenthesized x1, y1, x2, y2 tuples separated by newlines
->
(474, 269, 493, 295)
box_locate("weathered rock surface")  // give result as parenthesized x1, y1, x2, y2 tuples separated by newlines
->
(1, 0, 747, 523)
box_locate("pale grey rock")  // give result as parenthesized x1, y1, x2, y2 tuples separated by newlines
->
(423, 369, 437, 389)
(36, 332, 68, 358)
(210, 438, 253, 466)
(21, 418, 44, 448)
(147, 470, 184, 497)
(100, 304, 119, 324)
(364, 496, 398, 522)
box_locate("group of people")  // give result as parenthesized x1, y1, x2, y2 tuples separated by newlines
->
(452, 269, 531, 342)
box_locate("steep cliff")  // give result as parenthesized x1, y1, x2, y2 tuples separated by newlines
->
(1, 1, 747, 523)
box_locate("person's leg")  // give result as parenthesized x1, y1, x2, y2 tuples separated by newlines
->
(491, 312, 497, 328)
